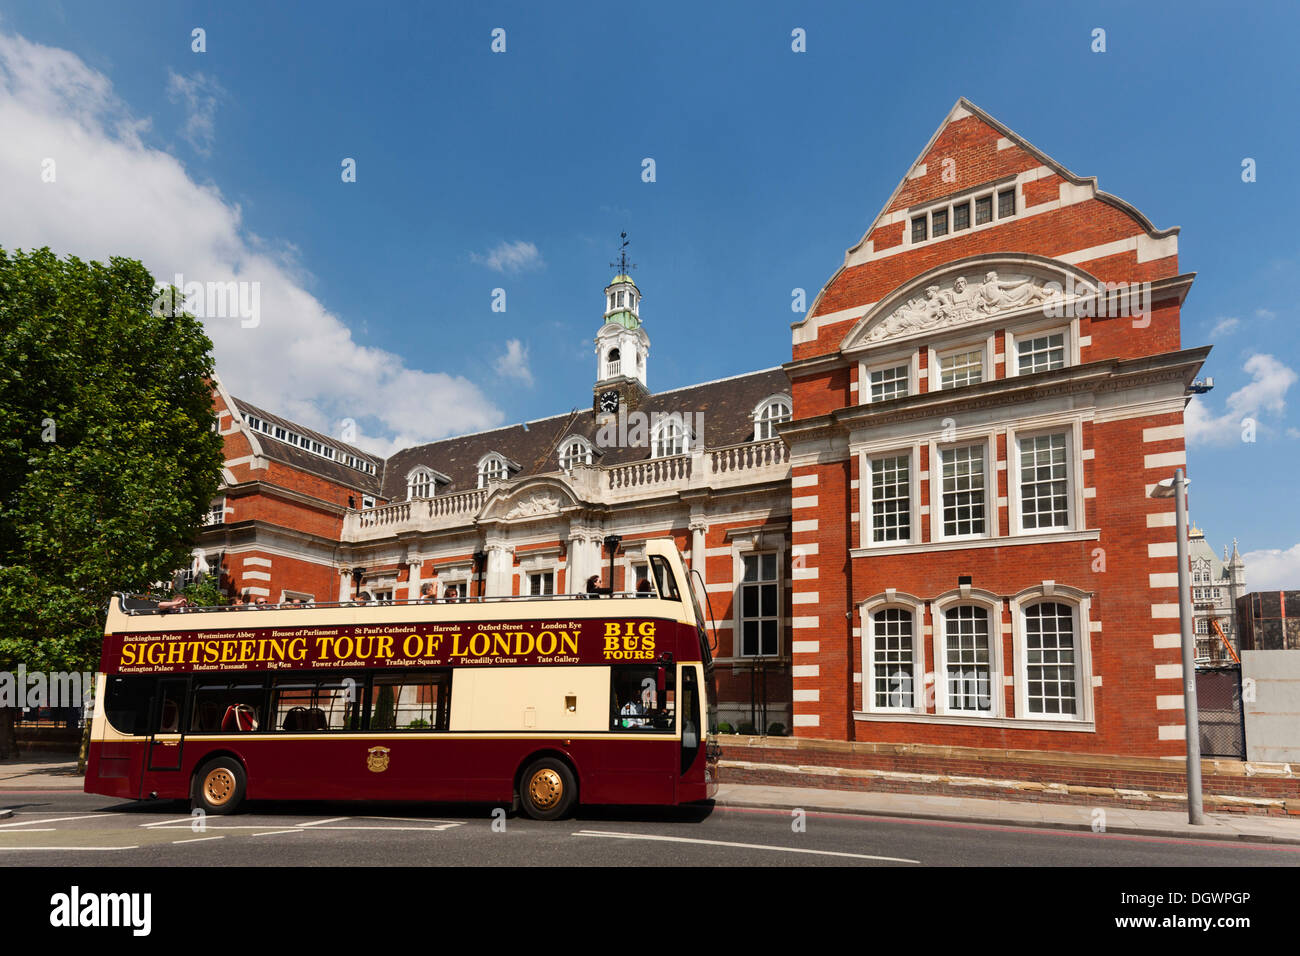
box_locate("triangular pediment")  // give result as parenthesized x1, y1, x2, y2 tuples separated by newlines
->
(840, 255, 1101, 351)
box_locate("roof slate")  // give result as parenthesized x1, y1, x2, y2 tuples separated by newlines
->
(231, 367, 789, 501)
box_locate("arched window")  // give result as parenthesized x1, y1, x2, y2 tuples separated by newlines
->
(559, 437, 593, 471)
(407, 467, 435, 500)
(606, 348, 621, 379)
(753, 395, 792, 440)
(651, 414, 688, 457)
(478, 453, 507, 488)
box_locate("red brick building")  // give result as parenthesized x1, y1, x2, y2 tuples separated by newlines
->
(200, 276, 798, 733)
(782, 99, 1207, 757)
(198, 98, 1208, 760)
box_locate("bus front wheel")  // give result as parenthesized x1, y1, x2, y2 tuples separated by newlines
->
(192, 757, 246, 815)
(519, 757, 576, 820)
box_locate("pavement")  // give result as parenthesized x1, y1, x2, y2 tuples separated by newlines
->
(4, 754, 1299, 845)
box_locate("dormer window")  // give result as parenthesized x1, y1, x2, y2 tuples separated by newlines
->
(477, 453, 517, 488)
(651, 414, 690, 458)
(559, 437, 594, 471)
(407, 467, 435, 499)
(754, 396, 793, 440)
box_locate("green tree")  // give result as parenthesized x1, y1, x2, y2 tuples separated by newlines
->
(0, 248, 225, 758)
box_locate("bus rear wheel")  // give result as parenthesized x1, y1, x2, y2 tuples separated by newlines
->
(519, 757, 576, 820)
(193, 757, 246, 815)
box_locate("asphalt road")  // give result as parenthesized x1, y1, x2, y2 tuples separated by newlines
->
(0, 791, 1295, 867)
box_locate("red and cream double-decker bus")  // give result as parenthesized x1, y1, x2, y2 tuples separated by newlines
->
(85, 540, 718, 819)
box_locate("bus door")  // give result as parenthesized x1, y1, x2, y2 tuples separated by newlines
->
(146, 678, 187, 772)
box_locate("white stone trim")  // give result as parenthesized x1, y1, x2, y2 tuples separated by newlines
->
(1155, 664, 1183, 680)
(1148, 572, 1180, 588)
(1148, 542, 1178, 558)
(792, 664, 820, 678)
(1143, 424, 1185, 443)
(1147, 512, 1176, 528)
(1144, 451, 1186, 470)
(1157, 724, 1186, 741)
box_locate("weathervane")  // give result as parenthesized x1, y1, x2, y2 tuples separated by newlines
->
(610, 231, 636, 276)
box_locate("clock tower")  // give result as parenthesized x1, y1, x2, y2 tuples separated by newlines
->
(592, 242, 650, 418)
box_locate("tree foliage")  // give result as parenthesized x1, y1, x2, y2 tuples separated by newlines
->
(0, 247, 225, 676)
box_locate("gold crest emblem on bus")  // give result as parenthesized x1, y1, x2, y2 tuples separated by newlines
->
(366, 746, 390, 773)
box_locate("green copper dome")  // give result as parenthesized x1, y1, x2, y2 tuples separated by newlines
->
(608, 274, 638, 288)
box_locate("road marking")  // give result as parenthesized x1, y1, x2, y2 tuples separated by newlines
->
(150, 823, 454, 832)
(141, 816, 200, 828)
(0, 814, 101, 828)
(573, 829, 920, 864)
(297, 817, 350, 827)
(172, 836, 225, 844)
(250, 829, 304, 837)
(0, 846, 139, 852)
(0, 828, 57, 833)
(361, 815, 462, 824)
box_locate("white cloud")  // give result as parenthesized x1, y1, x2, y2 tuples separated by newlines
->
(1185, 354, 1297, 446)
(1256, 308, 1277, 321)
(1209, 316, 1239, 337)
(493, 338, 533, 386)
(470, 239, 543, 273)
(1241, 543, 1300, 591)
(166, 70, 223, 155)
(0, 31, 503, 457)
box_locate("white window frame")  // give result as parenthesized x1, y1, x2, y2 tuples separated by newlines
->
(861, 594, 927, 715)
(559, 436, 594, 471)
(1009, 587, 1094, 723)
(651, 414, 692, 458)
(932, 590, 1004, 718)
(736, 550, 782, 659)
(859, 349, 920, 405)
(753, 394, 793, 441)
(478, 453, 508, 488)
(406, 467, 435, 500)
(1007, 423, 1083, 536)
(1006, 318, 1078, 378)
(860, 448, 919, 548)
(928, 336, 993, 392)
(528, 570, 555, 596)
(929, 435, 998, 543)
(903, 181, 1022, 249)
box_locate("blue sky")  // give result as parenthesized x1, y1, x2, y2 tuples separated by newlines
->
(1, 1, 1298, 584)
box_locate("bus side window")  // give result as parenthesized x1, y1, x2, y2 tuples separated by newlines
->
(367, 671, 448, 731)
(191, 681, 266, 733)
(649, 555, 680, 601)
(104, 675, 155, 736)
(609, 666, 675, 731)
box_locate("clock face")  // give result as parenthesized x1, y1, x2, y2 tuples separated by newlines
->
(600, 390, 620, 413)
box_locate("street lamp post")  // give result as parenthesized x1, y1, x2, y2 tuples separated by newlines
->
(1150, 469, 1205, 825)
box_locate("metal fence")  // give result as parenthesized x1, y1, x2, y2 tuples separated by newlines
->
(1196, 667, 1245, 759)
